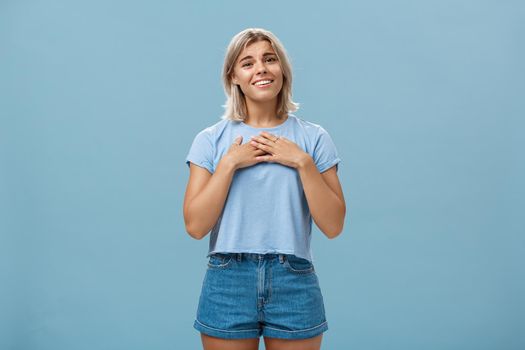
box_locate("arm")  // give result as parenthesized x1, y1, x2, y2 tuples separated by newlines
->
(297, 156, 346, 239)
(183, 158, 236, 240)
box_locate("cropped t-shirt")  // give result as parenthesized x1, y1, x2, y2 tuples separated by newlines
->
(185, 113, 341, 263)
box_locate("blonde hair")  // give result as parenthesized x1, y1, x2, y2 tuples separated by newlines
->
(220, 28, 300, 122)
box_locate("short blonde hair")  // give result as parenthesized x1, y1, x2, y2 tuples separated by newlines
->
(220, 28, 300, 122)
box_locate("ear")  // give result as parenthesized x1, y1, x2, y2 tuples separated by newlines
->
(231, 74, 238, 85)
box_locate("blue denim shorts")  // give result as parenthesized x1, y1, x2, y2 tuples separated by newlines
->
(193, 253, 328, 340)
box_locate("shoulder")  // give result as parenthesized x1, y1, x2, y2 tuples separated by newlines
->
(193, 117, 231, 140)
(288, 113, 329, 139)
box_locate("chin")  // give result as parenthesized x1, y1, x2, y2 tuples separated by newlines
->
(251, 96, 279, 103)
(250, 91, 280, 101)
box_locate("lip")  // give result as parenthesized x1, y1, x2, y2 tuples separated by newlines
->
(253, 80, 274, 89)
(252, 78, 274, 85)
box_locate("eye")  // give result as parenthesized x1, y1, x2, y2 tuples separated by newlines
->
(240, 57, 277, 68)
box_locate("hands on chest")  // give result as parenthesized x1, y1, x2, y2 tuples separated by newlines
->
(225, 131, 311, 171)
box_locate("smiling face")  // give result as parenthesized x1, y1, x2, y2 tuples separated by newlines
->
(231, 39, 284, 107)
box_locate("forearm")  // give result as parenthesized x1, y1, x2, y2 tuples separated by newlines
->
(186, 158, 236, 239)
(297, 156, 345, 238)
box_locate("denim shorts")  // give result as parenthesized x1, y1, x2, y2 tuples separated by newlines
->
(193, 253, 328, 340)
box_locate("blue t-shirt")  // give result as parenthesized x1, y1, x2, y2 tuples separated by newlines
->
(185, 113, 341, 263)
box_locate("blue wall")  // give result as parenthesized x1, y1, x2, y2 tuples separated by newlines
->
(1, 0, 523, 349)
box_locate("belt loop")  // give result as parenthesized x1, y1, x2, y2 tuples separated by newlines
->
(236, 253, 242, 262)
(279, 254, 284, 264)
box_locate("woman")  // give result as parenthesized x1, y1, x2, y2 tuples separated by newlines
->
(183, 28, 346, 350)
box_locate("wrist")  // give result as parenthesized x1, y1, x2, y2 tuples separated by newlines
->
(219, 156, 238, 172)
(296, 153, 314, 170)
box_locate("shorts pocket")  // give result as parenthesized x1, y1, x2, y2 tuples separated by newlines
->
(207, 253, 234, 269)
(283, 255, 315, 274)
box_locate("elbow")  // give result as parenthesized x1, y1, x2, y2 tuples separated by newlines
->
(185, 220, 207, 240)
(326, 226, 343, 239)
(332, 206, 347, 239)
(321, 222, 343, 239)
(326, 212, 346, 239)
(184, 208, 206, 240)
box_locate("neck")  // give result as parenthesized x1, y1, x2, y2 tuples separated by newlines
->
(244, 98, 284, 127)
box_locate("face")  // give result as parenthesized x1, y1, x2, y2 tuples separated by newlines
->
(231, 40, 284, 105)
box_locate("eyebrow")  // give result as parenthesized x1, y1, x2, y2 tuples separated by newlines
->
(239, 52, 277, 63)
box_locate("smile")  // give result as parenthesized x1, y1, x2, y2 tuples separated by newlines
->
(253, 80, 274, 88)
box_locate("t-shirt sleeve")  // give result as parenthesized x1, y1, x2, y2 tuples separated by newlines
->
(185, 129, 215, 174)
(312, 126, 341, 173)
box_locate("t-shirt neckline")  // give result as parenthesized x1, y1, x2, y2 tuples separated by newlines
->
(239, 114, 292, 131)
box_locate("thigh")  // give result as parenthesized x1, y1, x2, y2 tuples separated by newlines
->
(264, 334, 323, 350)
(194, 253, 261, 339)
(261, 255, 328, 339)
(201, 333, 260, 350)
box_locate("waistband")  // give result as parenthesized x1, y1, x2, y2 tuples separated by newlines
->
(212, 252, 288, 263)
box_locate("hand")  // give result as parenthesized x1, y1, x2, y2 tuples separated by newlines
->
(223, 135, 271, 171)
(249, 131, 311, 169)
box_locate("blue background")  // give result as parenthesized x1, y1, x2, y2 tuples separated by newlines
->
(1, 0, 523, 349)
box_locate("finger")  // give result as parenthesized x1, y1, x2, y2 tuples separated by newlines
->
(259, 131, 276, 139)
(255, 154, 274, 162)
(250, 137, 272, 147)
(234, 135, 242, 144)
(261, 131, 282, 142)
(251, 142, 271, 152)
(249, 142, 264, 151)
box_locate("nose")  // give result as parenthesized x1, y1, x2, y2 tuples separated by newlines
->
(254, 60, 268, 75)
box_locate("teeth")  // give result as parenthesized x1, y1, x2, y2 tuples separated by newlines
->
(254, 80, 273, 86)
